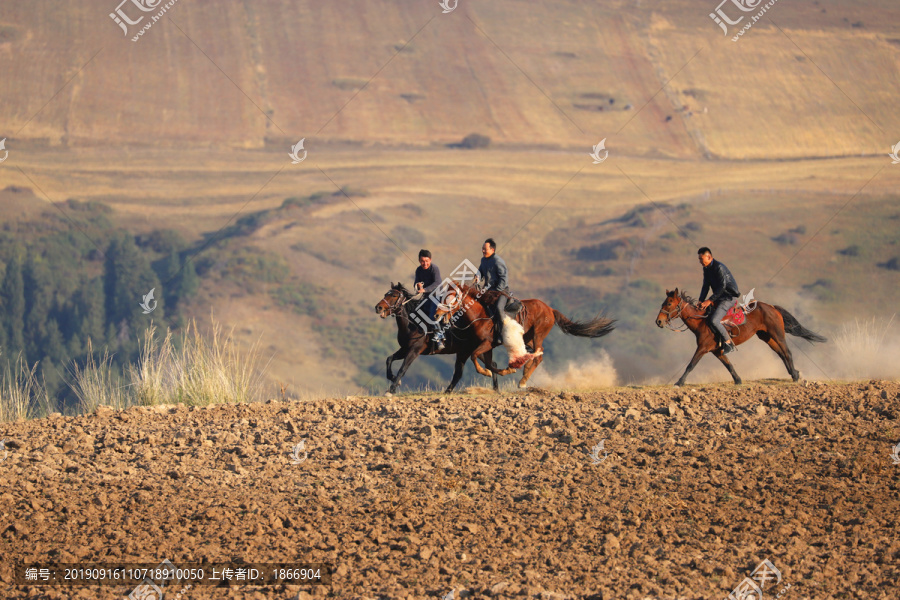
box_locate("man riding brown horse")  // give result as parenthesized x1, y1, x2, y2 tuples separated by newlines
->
(697, 246, 740, 355)
(434, 283, 616, 388)
(477, 238, 511, 344)
(376, 282, 500, 395)
(412, 249, 447, 351)
(656, 288, 826, 386)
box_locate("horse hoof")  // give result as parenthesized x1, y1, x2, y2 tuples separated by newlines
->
(518, 382, 528, 389)
(385, 392, 393, 397)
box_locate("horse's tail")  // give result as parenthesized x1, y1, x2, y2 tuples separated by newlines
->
(552, 309, 616, 338)
(775, 306, 827, 343)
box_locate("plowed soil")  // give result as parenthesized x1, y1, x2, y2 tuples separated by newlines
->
(1, 380, 899, 600)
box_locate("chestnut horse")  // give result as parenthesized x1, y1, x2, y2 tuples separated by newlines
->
(435, 284, 616, 389)
(375, 283, 499, 395)
(656, 288, 826, 386)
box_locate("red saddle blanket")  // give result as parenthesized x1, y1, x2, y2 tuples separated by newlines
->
(723, 303, 746, 326)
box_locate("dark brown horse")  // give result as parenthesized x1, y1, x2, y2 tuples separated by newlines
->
(656, 288, 827, 386)
(375, 283, 499, 395)
(435, 284, 616, 389)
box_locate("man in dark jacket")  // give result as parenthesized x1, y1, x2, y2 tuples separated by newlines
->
(414, 249, 446, 350)
(698, 247, 740, 354)
(478, 238, 510, 343)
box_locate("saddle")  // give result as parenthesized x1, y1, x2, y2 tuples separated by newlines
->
(484, 295, 526, 325)
(719, 288, 757, 337)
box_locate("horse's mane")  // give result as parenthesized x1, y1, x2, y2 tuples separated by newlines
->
(392, 282, 414, 297)
(679, 290, 699, 308)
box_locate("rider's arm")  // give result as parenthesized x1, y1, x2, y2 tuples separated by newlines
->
(477, 260, 488, 290)
(699, 272, 710, 303)
(495, 258, 509, 291)
(422, 264, 442, 294)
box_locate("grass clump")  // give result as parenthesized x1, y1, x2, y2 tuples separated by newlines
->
(67, 319, 270, 415)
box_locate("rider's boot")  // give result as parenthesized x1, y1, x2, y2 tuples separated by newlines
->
(433, 325, 446, 351)
(723, 340, 737, 355)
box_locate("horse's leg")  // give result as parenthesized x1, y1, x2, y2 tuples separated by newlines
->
(762, 333, 799, 381)
(472, 341, 510, 377)
(490, 364, 519, 376)
(478, 346, 517, 376)
(388, 341, 426, 394)
(482, 348, 500, 391)
(386, 348, 408, 382)
(446, 351, 471, 393)
(675, 347, 708, 387)
(517, 328, 548, 388)
(712, 348, 742, 384)
(518, 354, 544, 388)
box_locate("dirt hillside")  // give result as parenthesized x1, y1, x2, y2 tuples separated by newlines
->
(1, 380, 899, 599)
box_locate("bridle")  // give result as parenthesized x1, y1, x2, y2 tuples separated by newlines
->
(383, 289, 418, 315)
(660, 296, 706, 332)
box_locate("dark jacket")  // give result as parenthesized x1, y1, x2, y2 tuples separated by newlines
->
(700, 259, 740, 304)
(414, 264, 442, 294)
(478, 255, 509, 292)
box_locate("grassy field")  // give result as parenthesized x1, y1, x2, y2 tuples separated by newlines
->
(3, 146, 897, 393)
(1, 0, 899, 394)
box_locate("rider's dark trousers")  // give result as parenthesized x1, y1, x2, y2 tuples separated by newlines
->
(709, 296, 738, 345)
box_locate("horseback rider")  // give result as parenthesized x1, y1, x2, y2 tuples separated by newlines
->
(697, 246, 740, 355)
(477, 238, 512, 344)
(414, 249, 447, 350)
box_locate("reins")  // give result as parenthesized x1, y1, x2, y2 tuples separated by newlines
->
(662, 297, 707, 332)
(386, 290, 420, 315)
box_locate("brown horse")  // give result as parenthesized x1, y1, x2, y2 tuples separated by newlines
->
(656, 288, 827, 386)
(375, 283, 500, 395)
(435, 284, 616, 389)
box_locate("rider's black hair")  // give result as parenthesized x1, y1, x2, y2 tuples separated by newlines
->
(484, 238, 497, 250)
(697, 247, 712, 256)
(418, 249, 432, 259)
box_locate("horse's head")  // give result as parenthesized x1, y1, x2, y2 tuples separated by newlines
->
(375, 282, 408, 318)
(656, 288, 682, 328)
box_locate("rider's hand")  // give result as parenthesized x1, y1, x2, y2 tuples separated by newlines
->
(701, 300, 712, 309)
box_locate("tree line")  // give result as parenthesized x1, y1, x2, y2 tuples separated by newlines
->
(0, 201, 198, 409)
